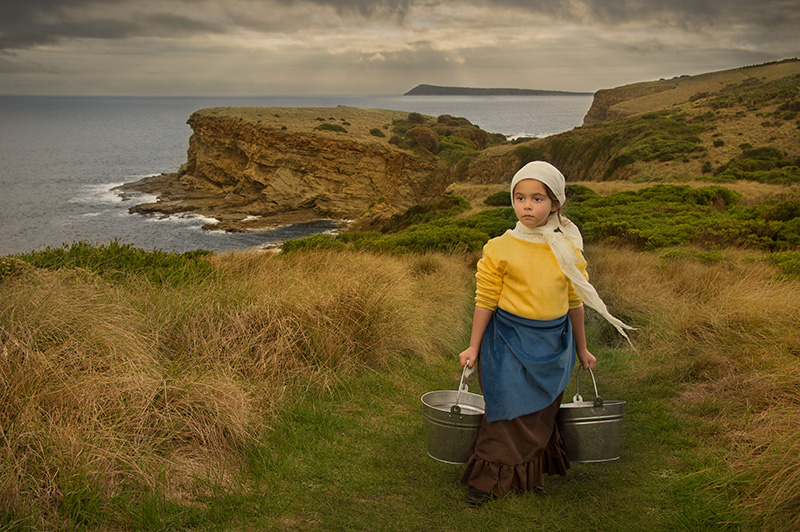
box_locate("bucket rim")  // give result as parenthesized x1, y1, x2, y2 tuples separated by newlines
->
(558, 399, 626, 409)
(421, 389, 484, 401)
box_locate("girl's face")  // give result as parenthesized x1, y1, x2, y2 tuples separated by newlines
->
(513, 179, 558, 228)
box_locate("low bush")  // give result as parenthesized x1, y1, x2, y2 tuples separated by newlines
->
(284, 204, 517, 255)
(3, 240, 215, 285)
(566, 184, 800, 251)
(714, 146, 800, 184)
(483, 191, 511, 206)
(764, 250, 800, 278)
(379, 195, 470, 233)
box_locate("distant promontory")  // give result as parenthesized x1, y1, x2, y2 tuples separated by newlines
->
(404, 84, 592, 96)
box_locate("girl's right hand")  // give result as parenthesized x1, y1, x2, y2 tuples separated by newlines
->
(459, 346, 479, 368)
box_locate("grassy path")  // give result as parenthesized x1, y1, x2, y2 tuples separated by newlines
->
(138, 347, 743, 531)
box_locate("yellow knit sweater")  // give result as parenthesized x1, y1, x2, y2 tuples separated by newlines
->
(475, 231, 588, 321)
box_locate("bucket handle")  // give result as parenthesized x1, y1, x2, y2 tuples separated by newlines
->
(574, 367, 604, 408)
(450, 363, 470, 414)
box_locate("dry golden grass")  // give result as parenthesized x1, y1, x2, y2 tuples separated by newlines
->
(3, 243, 797, 527)
(586, 244, 800, 528)
(196, 106, 413, 147)
(0, 250, 473, 523)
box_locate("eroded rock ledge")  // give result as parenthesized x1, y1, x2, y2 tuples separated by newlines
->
(117, 106, 453, 232)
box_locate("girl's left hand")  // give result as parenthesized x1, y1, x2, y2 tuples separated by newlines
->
(577, 348, 596, 370)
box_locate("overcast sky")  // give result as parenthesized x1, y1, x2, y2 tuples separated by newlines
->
(1, 0, 798, 96)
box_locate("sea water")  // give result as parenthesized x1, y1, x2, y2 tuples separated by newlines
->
(0, 94, 592, 256)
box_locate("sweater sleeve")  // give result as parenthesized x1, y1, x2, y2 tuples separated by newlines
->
(474, 240, 503, 310)
(567, 247, 589, 309)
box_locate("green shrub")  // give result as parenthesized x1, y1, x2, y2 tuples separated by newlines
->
(5, 241, 215, 285)
(380, 195, 469, 233)
(513, 145, 548, 166)
(404, 126, 439, 154)
(369, 225, 489, 254)
(439, 135, 475, 153)
(369, 128, 386, 138)
(283, 205, 516, 255)
(484, 191, 511, 206)
(764, 251, 800, 278)
(565, 184, 599, 203)
(567, 184, 799, 251)
(713, 146, 800, 184)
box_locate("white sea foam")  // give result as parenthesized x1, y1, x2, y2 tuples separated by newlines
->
(144, 212, 220, 229)
(70, 182, 127, 204)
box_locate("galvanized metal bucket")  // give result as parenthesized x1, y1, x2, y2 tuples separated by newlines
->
(557, 368, 625, 463)
(421, 364, 485, 465)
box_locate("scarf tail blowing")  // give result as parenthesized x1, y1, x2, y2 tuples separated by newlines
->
(509, 217, 637, 345)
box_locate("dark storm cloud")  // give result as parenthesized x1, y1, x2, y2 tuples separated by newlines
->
(2, 0, 797, 52)
(0, 0, 412, 51)
(0, 0, 226, 49)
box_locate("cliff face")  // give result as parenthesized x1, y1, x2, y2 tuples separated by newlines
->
(123, 107, 448, 231)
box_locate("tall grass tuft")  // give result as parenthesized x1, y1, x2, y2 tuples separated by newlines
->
(0, 249, 473, 528)
(586, 244, 800, 529)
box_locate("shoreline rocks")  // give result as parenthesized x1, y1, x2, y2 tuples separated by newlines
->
(117, 106, 451, 232)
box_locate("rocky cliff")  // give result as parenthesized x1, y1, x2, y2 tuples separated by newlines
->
(119, 107, 450, 231)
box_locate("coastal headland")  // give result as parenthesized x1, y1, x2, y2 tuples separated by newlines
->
(118, 58, 800, 232)
(404, 84, 592, 96)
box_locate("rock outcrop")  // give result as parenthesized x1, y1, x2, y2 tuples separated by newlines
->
(119, 107, 450, 231)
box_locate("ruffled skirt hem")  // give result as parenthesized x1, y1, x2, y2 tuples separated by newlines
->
(459, 396, 570, 497)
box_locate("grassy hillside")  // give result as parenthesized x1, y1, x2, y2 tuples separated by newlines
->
(460, 59, 800, 187)
(583, 58, 800, 124)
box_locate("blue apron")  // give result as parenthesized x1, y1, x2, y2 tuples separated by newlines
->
(481, 308, 576, 422)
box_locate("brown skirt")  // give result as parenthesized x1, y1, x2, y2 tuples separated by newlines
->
(459, 391, 570, 497)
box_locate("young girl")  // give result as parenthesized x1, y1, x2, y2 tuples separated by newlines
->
(458, 161, 634, 505)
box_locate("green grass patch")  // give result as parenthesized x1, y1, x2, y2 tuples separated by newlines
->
(284, 204, 518, 255)
(2, 240, 215, 284)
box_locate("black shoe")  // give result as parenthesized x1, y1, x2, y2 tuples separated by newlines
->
(466, 487, 491, 506)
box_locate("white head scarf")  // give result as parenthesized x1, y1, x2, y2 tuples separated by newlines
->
(511, 160, 567, 205)
(508, 161, 636, 344)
